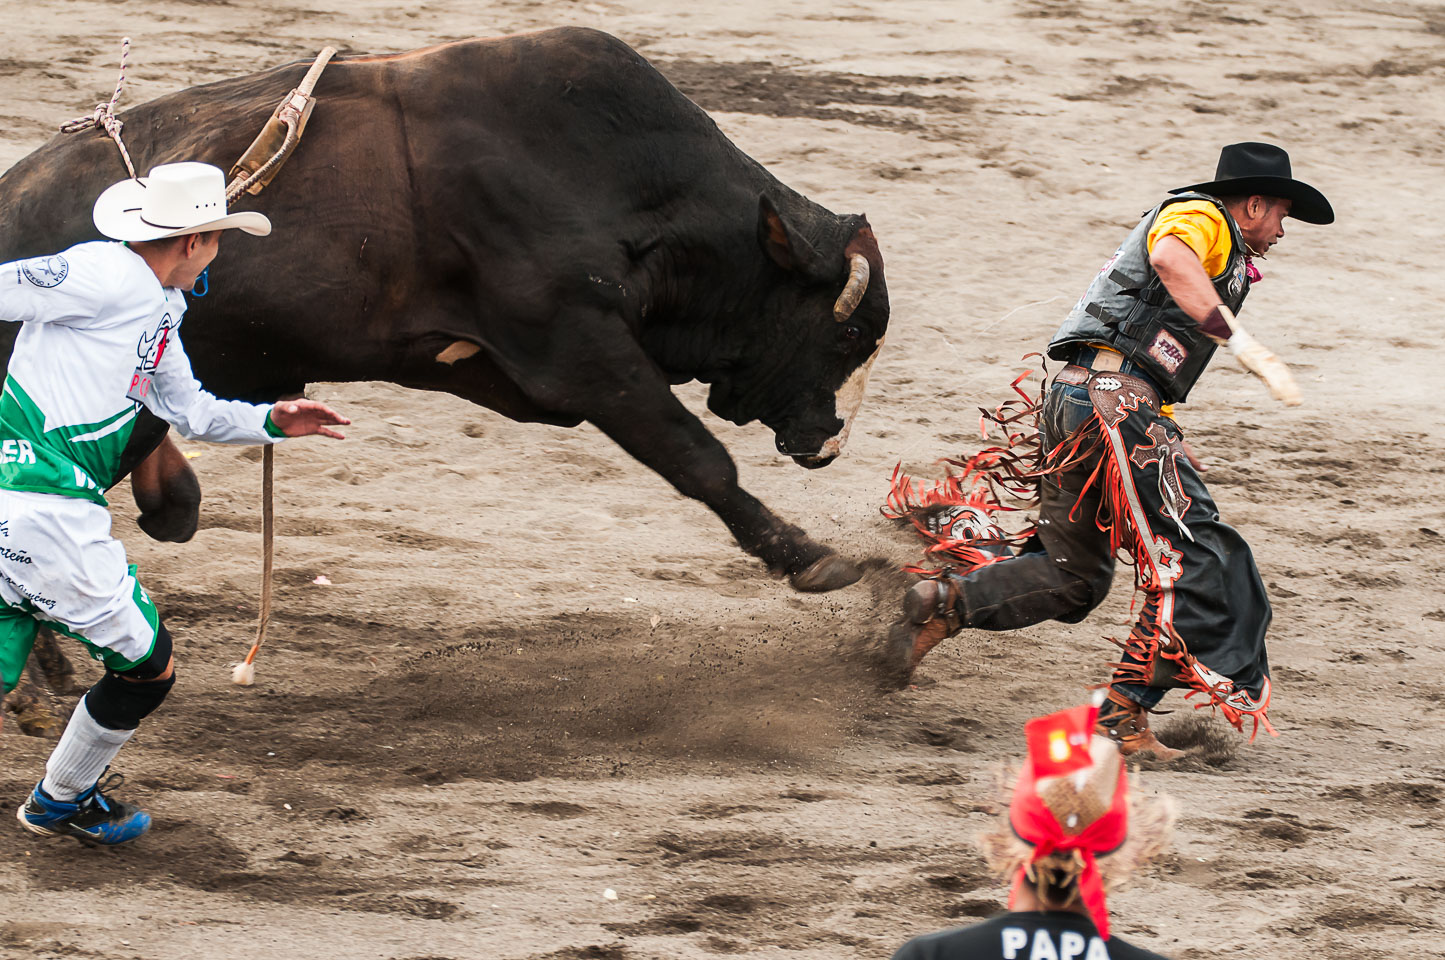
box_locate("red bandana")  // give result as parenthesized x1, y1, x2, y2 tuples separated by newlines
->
(1008, 704, 1129, 940)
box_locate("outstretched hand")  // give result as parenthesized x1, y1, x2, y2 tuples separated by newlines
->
(270, 399, 350, 439)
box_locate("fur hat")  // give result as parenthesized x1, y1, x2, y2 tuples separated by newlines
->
(976, 703, 1176, 940)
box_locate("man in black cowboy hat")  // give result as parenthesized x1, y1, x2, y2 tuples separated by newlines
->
(890, 143, 1332, 757)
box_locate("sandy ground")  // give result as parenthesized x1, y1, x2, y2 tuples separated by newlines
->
(3, 1, 1445, 958)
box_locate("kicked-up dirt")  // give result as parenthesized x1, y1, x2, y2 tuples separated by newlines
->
(2, 1, 1444, 958)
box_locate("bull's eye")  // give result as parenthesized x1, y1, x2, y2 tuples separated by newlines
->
(841, 324, 862, 342)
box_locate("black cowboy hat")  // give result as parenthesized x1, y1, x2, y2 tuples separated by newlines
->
(1170, 142, 1334, 224)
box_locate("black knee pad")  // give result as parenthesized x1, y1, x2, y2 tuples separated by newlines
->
(119, 621, 174, 681)
(84, 623, 177, 730)
(85, 669, 175, 730)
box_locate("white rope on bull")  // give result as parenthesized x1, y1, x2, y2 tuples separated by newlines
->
(60, 37, 138, 179)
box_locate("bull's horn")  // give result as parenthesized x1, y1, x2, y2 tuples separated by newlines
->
(833, 253, 870, 322)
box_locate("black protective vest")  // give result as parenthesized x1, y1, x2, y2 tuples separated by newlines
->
(1048, 193, 1250, 403)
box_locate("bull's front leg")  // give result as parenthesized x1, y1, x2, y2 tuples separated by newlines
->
(130, 434, 202, 543)
(562, 343, 860, 592)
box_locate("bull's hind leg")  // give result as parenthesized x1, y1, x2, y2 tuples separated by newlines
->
(33, 628, 87, 696)
(3, 674, 66, 738)
(538, 328, 860, 592)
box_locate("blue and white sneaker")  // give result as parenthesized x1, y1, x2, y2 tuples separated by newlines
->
(16, 774, 151, 845)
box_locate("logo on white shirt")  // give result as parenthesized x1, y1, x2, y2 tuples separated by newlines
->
(137, 313, 175, 371)
(129, 313, 176, 404)
(20, 255, 69, 288)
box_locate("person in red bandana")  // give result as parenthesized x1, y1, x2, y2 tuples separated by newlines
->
(891, 703, 1176, 960)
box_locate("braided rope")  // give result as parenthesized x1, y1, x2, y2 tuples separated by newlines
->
(60, 37, 138, 179)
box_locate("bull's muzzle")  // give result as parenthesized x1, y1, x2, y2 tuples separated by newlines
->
(777, 341, 884, 469)
(816, 341, 882, 458)
(789, 449, 839, 470)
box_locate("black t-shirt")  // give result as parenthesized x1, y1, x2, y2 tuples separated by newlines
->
(891, 911, 1170, 960)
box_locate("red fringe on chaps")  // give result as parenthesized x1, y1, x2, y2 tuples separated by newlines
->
(884, 359, 1275, 741)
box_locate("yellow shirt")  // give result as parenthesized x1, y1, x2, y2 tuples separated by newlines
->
(1146, 200, 1233, 278)
(1094, 200, 1232, 419)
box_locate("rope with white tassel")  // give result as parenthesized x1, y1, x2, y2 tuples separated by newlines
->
(226, 47, 334, 685)
(231, 444, 274, 685)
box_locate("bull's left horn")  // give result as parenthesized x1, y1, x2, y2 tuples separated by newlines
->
(833, 253, 870, 322)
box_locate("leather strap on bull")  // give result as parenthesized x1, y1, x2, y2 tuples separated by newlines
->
(225, 46, 335, 202)
(62, 40, 336, 197)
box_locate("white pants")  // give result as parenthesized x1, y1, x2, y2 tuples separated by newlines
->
(0, 488, 158, 692)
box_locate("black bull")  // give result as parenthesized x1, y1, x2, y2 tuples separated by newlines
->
(0, 27, 890, 591)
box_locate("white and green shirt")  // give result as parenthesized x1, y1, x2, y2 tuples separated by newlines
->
(0, 241, 280, 505)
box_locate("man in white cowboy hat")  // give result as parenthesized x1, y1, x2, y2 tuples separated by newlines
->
(0, 161, 348, 844)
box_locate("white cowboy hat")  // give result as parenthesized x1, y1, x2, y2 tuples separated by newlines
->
(93, 161, 272, 242)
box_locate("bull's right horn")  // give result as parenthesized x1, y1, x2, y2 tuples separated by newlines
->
(833, 253, 870, 322)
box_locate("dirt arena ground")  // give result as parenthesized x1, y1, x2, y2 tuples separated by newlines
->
(3, 1, 1445, 957)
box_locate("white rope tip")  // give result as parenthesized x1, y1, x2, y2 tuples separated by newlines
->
(231, 661, 257, 686)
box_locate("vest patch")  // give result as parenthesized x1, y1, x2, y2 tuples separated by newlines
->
(1147, 328, 1188, 374)
(1227, 259, 1247, 297)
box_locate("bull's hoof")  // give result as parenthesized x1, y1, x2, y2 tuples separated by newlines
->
(789, 554, 861, 593)
(10, 704, 65, 739)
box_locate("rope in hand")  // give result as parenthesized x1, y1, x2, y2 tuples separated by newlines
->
(60, 37, 138, 179)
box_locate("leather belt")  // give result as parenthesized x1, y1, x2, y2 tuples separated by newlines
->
(1055, 345, 1123, 386)
(1055, 363, 1161, 411)
(1054, 364, 1091, 386)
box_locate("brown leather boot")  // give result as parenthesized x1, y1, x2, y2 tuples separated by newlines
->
(1095, 690, 1185, 761)
(882, 577, 966, 686)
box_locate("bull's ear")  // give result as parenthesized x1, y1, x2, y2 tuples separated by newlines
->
(757, 195, 823, 277)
